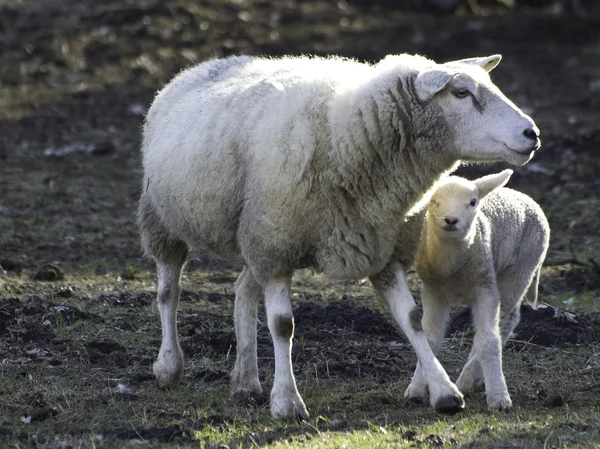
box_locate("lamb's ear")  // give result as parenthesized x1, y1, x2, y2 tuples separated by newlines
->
(474, 169, 513, 199)
(454, 55, 502, 73)
(414, 68, 457, 101)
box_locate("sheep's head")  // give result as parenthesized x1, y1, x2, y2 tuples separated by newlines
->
(415, 55, 540, 166)
(427, 169, 513, 240)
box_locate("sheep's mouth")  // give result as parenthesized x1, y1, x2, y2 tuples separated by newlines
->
(504, 142, 539, 156)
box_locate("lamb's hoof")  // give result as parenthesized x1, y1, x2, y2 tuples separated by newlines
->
(271, 391, 309, 421)
(487, 394, 512, 411)
(434, 395, 465, 415)
(405, 396, 427, 406)
(404, 382, 428, 405)
(233, 390, 268, 407)
(456, 377, 483, 395)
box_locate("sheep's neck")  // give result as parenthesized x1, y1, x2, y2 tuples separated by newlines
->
(337, 81, 459, 223)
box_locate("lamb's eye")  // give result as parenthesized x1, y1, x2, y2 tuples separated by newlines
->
(469, 198, 477, 207)
(453, 88, 469, 99)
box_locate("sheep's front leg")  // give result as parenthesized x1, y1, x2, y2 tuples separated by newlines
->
(371, 264, 464, 414)
(231, 267, 264, 404)
(405, 284, 451, 402)
(460, 292, 512, 410)
(153, 261, 185, 388)
(265, 276, 308, 420)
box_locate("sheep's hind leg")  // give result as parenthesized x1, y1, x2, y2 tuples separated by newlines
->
(265, 276, 308, 420)
(370, 264, 464, 415)
(231, 267, 265, 405)
(405, 284, 451, 404)
(153, 260, 187, 388)
(138, 194, 188, 388)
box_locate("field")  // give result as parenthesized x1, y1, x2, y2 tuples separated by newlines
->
(1, 0, 600, 447)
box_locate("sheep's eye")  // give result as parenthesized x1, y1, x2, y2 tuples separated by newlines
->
(453, 88, 469, 99)
(469, 198, 477, 207)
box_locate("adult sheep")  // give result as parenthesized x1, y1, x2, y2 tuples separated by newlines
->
(138, 54, 540, 420)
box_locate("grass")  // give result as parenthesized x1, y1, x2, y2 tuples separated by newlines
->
(543, 290, 600, 316)
(1, 268, 600, 448)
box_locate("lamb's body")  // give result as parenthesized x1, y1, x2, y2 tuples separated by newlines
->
(410, 172, 550, 409)
(139, 54, 541, 419)
(418, 187, 547, 307)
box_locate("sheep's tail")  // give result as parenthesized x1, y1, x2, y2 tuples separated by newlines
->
(525, 264, 542, 309)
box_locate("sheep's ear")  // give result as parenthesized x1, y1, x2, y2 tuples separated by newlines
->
(454, 55, 502, 73)
(414, 68, 457, 101)
(474, 169, 513, 199)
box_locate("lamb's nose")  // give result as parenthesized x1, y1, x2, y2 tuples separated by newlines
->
(444, 217, 458, 225)
(523, 127, 539, 140)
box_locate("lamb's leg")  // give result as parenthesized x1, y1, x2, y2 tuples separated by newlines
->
(455, 343, 484, 394)
(524, 264, 542, 308)
(405, 284, 451, 402)
(457, 304, 520, 394)
(499, 305, 521, 345)
(265, 276, 308, 420)
(457, 270, 531, 396)
(370, 263, 464, 414)
(138, 193, 188, 388)
(231, 266, 264, 404)
(465, 292, 512, 410)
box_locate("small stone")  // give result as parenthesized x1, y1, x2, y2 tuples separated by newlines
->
(31, 264, 65, 281)
(55, 287, 74, 298)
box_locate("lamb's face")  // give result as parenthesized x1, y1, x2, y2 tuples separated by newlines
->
(415, 55, 540, 166)
(427, 178, 479, 241)
(427, 170, 513, 241)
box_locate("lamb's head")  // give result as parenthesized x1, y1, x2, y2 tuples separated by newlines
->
(414, 55, 540, 166)
(427, 169, 513, 241)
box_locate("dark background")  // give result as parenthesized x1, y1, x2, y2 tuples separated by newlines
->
(0, 0, 599, 286)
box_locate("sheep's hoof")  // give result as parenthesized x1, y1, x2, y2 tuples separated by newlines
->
(434, 395, 465, 415)
(154, 370, 182, 390)
(153, 356, 183, 389)
(233, 390, 268, 407)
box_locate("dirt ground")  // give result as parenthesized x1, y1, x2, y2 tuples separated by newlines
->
(1, 0, 600, 448)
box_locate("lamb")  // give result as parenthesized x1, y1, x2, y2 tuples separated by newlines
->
(137, 53, 541, 419)
(408, 169, 550, 410)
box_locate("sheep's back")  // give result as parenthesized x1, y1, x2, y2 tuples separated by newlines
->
(140, 56, 377, 269)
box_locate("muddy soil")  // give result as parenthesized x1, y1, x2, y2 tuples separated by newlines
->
(1, 0, 600, 446)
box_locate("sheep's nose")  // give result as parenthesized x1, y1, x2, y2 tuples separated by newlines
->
(523, 127, 539, 140)
(444, 217, 458, 225)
